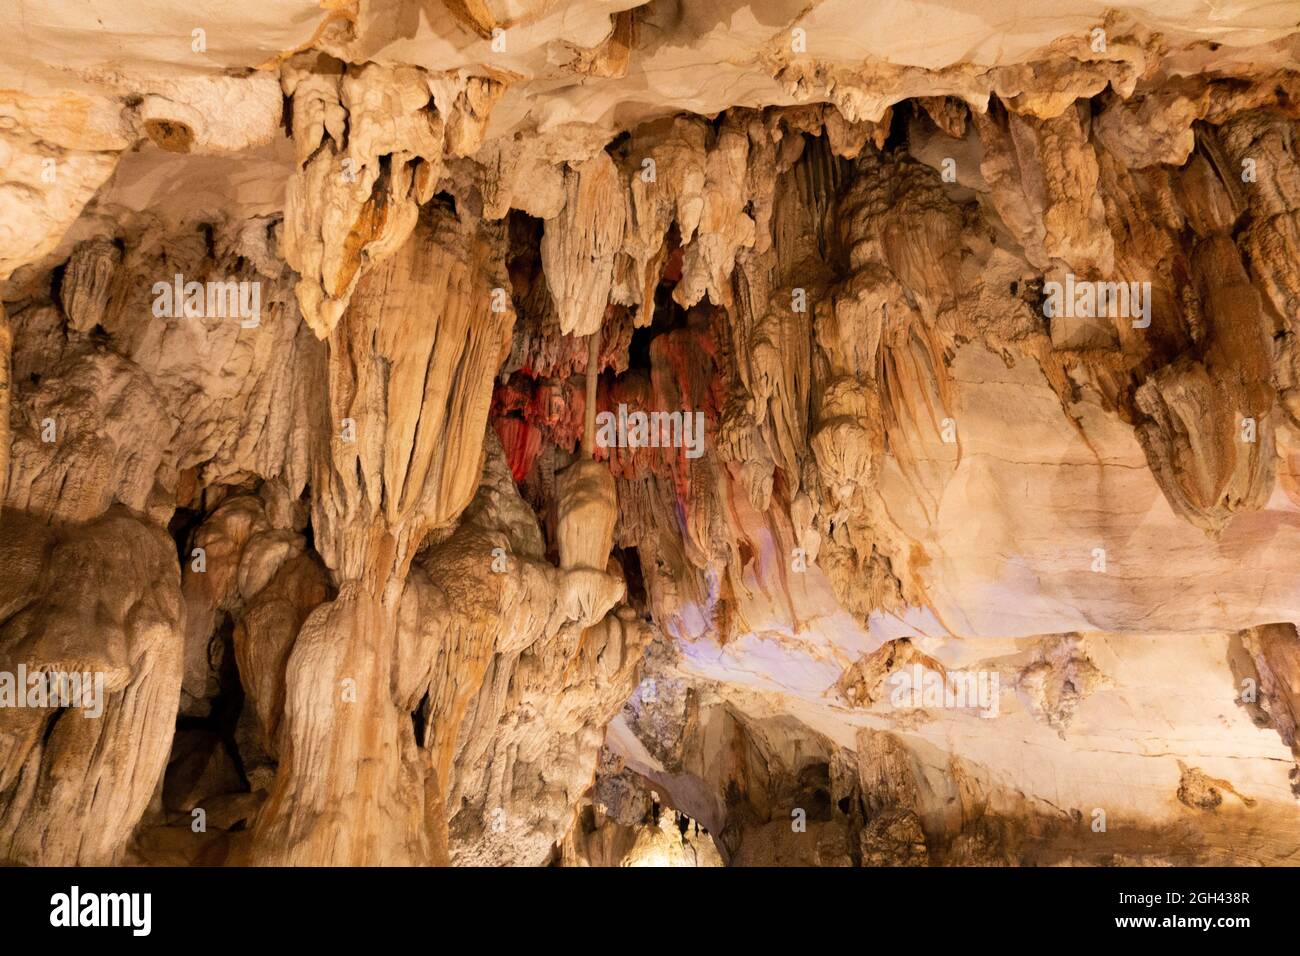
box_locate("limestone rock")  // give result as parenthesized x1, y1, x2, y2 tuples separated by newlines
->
(2, 0, 1300, 872)
(0, 510, 182, 865)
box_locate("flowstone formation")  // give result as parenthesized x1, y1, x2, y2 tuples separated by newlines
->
(1, 1, 1300, 867)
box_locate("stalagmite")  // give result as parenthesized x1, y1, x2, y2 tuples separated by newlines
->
(557, 328, 618, 574)
(2, 1, 1300, 874)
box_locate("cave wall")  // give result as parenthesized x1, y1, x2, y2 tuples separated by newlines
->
(0, 1, 1299, 865)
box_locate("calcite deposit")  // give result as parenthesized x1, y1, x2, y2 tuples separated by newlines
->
(2, 0, 1300, 867)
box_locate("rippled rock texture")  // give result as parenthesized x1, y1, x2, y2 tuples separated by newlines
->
(1, 1, 1300, 866)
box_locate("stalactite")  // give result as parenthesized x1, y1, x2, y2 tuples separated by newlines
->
(2, 2, 1300, 870)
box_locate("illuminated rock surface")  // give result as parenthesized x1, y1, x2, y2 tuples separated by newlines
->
(1, 0, 1299, 866)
